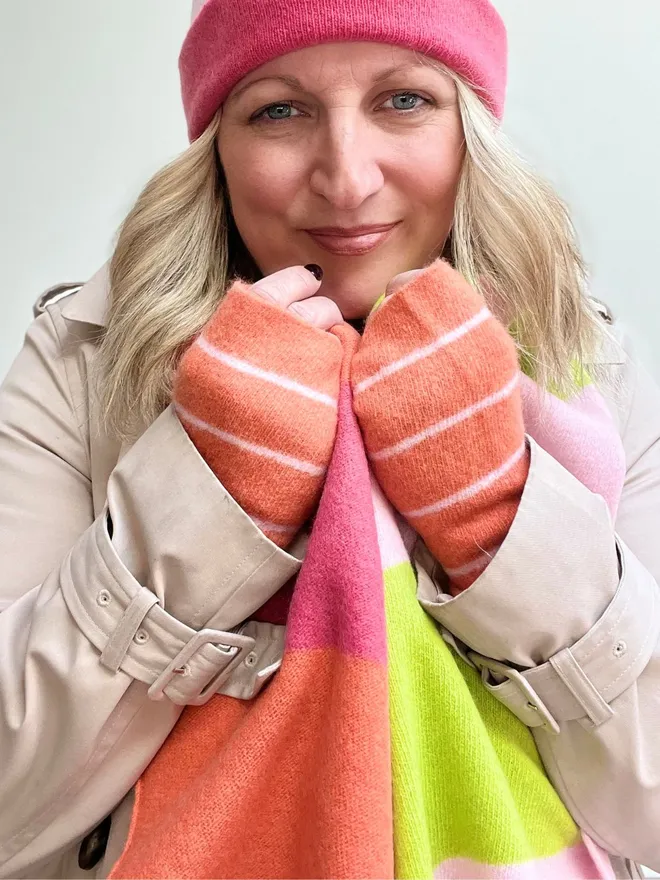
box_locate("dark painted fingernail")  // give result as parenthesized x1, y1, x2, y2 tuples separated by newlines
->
(304, 263, 323, 281)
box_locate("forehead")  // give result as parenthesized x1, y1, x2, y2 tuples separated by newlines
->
(233, 42, 431, 93)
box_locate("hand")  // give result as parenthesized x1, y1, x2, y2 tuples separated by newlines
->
(252, 265, 343, 330)
(352, 259, 529, 594)
(173, 266, 344, 547)
(384, 268, 425, 299)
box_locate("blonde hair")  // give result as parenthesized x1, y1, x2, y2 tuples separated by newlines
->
(98, 69, 600, 437)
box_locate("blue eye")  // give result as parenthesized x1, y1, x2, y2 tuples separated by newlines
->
(388, 93, 427, 111)
(252, 102, 301, 122)
(250, 93, 431, 124)
(266, 103, 293, 120)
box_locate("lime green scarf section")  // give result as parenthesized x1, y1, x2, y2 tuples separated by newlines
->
(386, 562, 580, 878)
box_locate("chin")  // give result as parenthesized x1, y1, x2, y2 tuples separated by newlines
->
(324, 282, 383, 320)
(320, 249, 435, 319)
(319, 265, 398, 320)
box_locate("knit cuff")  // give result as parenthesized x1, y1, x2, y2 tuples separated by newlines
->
(172, 280, 343, 547)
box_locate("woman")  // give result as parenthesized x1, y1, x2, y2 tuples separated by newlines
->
(1, 0, 659, 877)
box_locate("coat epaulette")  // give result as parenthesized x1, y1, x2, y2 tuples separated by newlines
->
(32, 282, 84, 319)
(590, 297, 614, 326)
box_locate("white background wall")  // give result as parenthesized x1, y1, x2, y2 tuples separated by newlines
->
(1, 1, 659, 381)
(0, 1, 190, 379)
(496, 0, 660, 371)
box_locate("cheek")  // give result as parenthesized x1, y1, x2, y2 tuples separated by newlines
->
(219, 135, 310, 273)
(222, 140, 305, 224)
(394, 126, 464, 219)
(407, 154, 462, 215)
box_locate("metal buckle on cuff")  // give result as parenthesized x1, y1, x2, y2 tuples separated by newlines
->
(148, 628, 256, 706)
(467, 651, 561, 735)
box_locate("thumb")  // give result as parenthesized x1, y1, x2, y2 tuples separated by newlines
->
(251, 265, 322, 309)
(385, 268, 425, 299)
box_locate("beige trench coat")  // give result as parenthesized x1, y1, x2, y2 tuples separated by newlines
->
(0, 266, 659, 879)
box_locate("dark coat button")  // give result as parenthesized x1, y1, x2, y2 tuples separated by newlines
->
(78, 814, 112, 871)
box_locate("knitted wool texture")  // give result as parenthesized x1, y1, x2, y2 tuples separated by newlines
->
(181, 0, 507, 141)
(109, 316, 621, 879)
(353, 260, 530, 594)
(172, 281, 343, 547)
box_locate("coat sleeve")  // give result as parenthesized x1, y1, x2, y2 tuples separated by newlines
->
(418, 329, 660, 873)
(0, 308, 299, 877)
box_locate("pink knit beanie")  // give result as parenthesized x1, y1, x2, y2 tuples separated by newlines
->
(181, 0, 507, 142)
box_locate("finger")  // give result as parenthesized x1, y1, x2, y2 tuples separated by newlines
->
(385, 268, 425, 299)
(252, 265, 322, 309)
(289, 296, 344, 331)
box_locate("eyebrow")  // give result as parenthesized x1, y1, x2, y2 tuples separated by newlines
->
(227, 62, 426, 104)
(373, 62, 424, 83)
(227, 74, 305, 104)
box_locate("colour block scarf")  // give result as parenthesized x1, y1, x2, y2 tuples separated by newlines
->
(111, 330, 624, 879)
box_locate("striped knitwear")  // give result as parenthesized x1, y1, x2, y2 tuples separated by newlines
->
(172, 280, 344, 547)
(352, 259, 530, 593)
(110, 323, 620, 880)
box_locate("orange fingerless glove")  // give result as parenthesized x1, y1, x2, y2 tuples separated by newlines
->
(173, 281, 343, 548)
(351, 260, 530, 594)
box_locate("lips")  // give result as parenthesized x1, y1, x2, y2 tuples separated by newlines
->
(305, 222, 400, 256)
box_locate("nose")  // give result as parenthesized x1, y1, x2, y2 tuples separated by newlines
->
(309, 109, 385, 210)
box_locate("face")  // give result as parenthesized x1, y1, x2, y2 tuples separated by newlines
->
(217, 42, 465, 319)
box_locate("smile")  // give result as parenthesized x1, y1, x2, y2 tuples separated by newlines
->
(305, 222, 401, 256)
